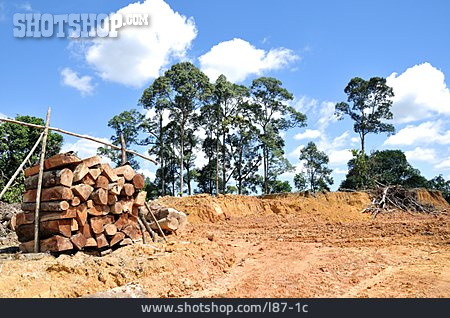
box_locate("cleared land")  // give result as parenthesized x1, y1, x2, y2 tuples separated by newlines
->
(0, 191, 449, 298)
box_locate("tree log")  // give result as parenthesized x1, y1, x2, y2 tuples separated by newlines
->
(104, 223, 117, 236)
(120, 238, 133, 246)
(90, 188, 108, 205)
(108, 183, 122, 195)
(121, 183, 135, 196)
(19, 235, 74, 253)
(71, 196, 81, 207)
(88, 168, 102, 180)
(15, 209, 77, 227)
(109, 201, 123, 214)
(95, 233, 109, 249)
(85, 237, 97, 247)
(71, 184, 94, 201)
(71, 218, 79, 231)
(114, 165, 135, 181)
(110, 232, 125, 246)
(75, 203, 88, 226)
(132, 174, 145, 190)
(90, 215, 114, 234)
(24, 168, 73, 190)
(149, 217, 179, 232)
(87, 204, 109, 216)
(114, 213, 129, 230)
(82, 155, 102, 168)
(24, 153, 81, 177)
(73, 162, 89, 183)
(16, 219, 72, 242)
(122, 224, 140, 240)
(81, 173, 96, 186)
(107, 194, 117, 205)
(23, 186, 73, 203)
(95, 175, 109, 190)
(70, 233, 87, 250)
(133, 191, 147, 206)
(21, 201, 69, 212)
(101, 164, 118, 182)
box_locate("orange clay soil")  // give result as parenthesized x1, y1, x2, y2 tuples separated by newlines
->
(0, 191, 448, 298)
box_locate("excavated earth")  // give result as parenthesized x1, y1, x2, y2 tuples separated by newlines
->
(0, 190, 449, 298)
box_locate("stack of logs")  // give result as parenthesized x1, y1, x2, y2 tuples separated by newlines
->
(16, 153, 148, 254)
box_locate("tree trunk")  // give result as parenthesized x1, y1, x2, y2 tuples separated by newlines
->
(186, 163, 192, 195)
(159, 113, 165, 196)
(361, 134, 365, 156)
(222, 131, 226, 194)
(215, 130, 219, 195)
(180, 123, 184, 197)
(120, 133, 127, 165)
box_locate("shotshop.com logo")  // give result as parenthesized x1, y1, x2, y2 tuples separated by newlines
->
(13, 13, 149, 38)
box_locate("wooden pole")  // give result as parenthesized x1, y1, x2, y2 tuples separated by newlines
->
(120, 133, 127, 165)
(137, 218, 147, 244)
(144, 201, 167, 242)
(138, 209, 156, 242)
(0, 132, 44, 200)
(0, 118, 157, 164)
(34, 107, 51, 253)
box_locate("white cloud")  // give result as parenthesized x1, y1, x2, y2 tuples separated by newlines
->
(288, 145, 305, 158)
(387, 63, 450, 123)
(384, 121, 450, 146)
(292, 96, 318, 114)
(317, 101, 338, 130)
(0, 112, 7, 119)
(334, 168, 348, 175)
(294, 129, 321, 140)
(61, 137, 112, 162)
(405, 147, 437, 162)
(435, 159, 450, 171)
(328, 149, 352, 166)
(82, 0, 197, 87)
(199, 38, 299, 82)
(61, 68, 94, 96)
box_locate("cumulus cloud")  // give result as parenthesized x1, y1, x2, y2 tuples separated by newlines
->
(328, 149, 352, 166)
(61, 68, 95, 96)
(435, 159, 450, 171)
(387, 63, 450, 123)
(61, 137, 111, 162)
(137, 168, 156, 180)
(317, 101, 338, 130)
(405, 147, 437, 162)
(81, 0, 197, 87)
(384, 121, 450, 146)
(199, 38, 299, 82)
(294, 129, 321, 140)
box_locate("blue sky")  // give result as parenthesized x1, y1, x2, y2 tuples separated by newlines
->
(0, 0, 449, 190)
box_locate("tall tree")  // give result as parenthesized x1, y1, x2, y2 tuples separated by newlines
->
(335, 77, 395, 155)
(97, 109, 144, 169)
(428, 175, 450, 203)
(142, 62, 210, 196)
(250, 77, 306, 194)
(294, 142, 333, 192)
(0, 115, 63, 202)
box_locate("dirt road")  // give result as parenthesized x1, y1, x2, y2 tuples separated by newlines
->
(0, 192, 448, 298)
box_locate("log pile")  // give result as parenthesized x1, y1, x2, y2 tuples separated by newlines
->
(362, 185, 439, 218)
(15, 153, 148, 254)
(145, 202, 188, 234)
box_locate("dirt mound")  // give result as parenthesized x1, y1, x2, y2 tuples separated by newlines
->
(414, 188, 449, 210)
(156, 191, 372, 223)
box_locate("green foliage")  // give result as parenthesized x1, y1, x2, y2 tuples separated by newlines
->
(428, 175, 450, 203)
(250, 77, 306, 194)
(267, 179, 292, 193)
(97, 109, 144, 169)
(335, 77, 395, 154)
(0, 115, 63, 203)
(294, 142, 333, 192)
(341, 149, 428, 190)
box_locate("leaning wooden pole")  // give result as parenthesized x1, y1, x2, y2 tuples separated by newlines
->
(33, 107, 51, 253)
(0, 132, 44, 200)
(120, 133, 127, 165)
(144, 201, 167, 242)
(138, 209, 156, 242)
(0, 118, 157, 164)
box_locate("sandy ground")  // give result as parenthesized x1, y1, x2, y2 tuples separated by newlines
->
(0, 192, 449, 298)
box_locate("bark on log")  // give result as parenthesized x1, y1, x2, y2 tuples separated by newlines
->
(82, 155, 102, 168)
(16, 219, 72, 242)
(21, 201, 69, 212)
(24, 168, 73, 190)
(149, 217, 179, 231)
(71, 184, 94, 201)
(24, 153, 81, 177)
(132, 174, 145, 190)
(19, 235, 74, 253)
(15, 209, 77, 227)
(23, 186, 73, 203)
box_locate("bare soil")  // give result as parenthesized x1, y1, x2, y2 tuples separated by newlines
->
(0, 191, 448, 298)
